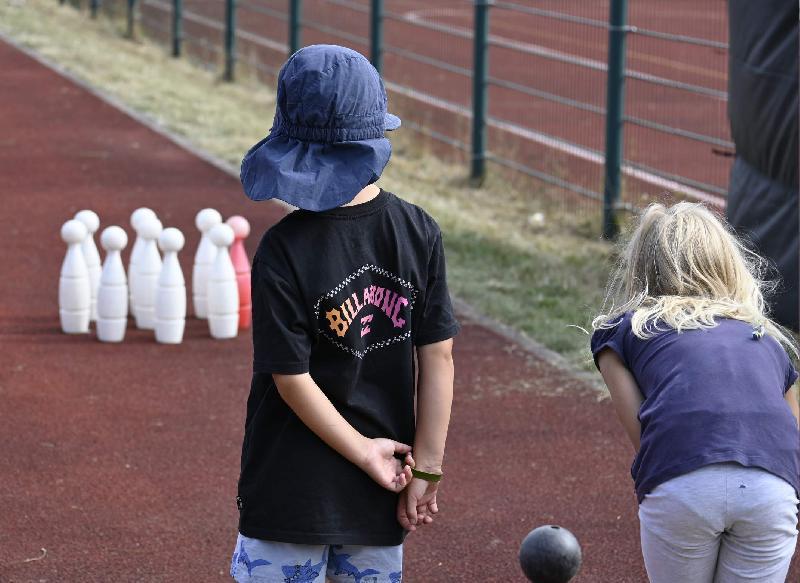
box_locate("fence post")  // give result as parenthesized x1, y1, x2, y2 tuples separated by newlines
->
(602, 0, 628, 239)
(289, 0, 302, 56)
(370, 0, 384, 73)
(172, 0, 183, 57)
(224, 0, 237, 81)
(470, 0, 490, 185)
(126, 0, 137, 38)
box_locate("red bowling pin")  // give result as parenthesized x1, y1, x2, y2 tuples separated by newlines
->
(226, 215, 251, 330)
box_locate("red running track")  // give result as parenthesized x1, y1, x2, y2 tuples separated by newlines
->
(0, 39, 795, 583)
(138, 0, 732, 204)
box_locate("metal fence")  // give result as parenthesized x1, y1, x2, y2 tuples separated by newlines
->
(80, 0, 731, 237)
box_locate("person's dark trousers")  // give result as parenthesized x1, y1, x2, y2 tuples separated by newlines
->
(727, 157, 799, 331)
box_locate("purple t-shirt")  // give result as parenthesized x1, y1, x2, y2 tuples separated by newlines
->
(591, 313, 799, 503)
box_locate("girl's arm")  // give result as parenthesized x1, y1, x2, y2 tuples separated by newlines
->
(274, 373, 412, 491)
(596, 349, 644, 451)
(785, 385, 800, 427)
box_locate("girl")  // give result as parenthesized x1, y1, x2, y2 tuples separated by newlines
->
(591, 202, 800, 582)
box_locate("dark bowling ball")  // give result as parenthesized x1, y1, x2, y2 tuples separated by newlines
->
(519, 525, 582, 583)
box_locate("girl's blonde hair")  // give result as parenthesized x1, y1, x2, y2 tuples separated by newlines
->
(593, 202, 797, 357)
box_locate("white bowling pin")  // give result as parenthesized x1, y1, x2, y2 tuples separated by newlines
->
(128, 207, 157, 318)
(192, 208, 222, 319)
(133, 218, 163, 330)
(96, 226, 129, 343)
(207, 223, 239, 339)
(59, 220, 90, 334)
(74, 210, 101, 322)
(155, 228, 186, 344)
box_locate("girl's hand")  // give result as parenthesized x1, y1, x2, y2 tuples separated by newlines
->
(359, 438, 413, 492)
(397, 478, 439, 531)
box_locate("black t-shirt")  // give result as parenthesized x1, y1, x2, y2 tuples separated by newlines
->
(237, 190, 460, 546)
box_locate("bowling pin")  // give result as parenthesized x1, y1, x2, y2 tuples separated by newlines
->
(128, 208, 157, 317)
(226, 215, 252, 330)
(132, 217, 163, 330)
(59, 219, 90, 334)
(207, 223, 238, 339)
(192, 208, 222, 319)
(96, 226, 129, 343)
(74, 210, 101, 322)
(155, 227, 186, 344)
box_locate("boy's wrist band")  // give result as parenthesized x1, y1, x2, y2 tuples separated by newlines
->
(411, 468, 443, 482)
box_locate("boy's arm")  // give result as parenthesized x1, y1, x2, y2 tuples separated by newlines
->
(785, 385, 800, 427)
(398, 339, 454, 530)
(274, 373, 413, 491)
(412, 339, 455, 472)
(596, 348, 643, 451)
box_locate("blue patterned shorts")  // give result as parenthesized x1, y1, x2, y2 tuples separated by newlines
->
(230, 533, 403, 583)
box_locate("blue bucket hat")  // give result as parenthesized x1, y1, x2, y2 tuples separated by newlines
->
(240, 44, 401, 211)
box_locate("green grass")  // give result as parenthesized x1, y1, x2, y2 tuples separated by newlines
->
(0, 0, 613, 371)
(446, 229, 605, 357)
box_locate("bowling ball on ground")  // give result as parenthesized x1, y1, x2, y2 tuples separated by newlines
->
(519, 525, 582, 583)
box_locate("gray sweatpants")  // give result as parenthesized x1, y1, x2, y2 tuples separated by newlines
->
(638, 463, 799, 583)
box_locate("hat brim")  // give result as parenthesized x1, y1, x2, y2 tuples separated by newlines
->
(241, 134, 393, 212)
(385, 112, 401, 131)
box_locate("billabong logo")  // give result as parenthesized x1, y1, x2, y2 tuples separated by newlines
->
(314, 265, 418, 358)
(325, 285, 409, 337)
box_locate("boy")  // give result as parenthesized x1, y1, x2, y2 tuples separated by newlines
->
(230, 44, 459, 583)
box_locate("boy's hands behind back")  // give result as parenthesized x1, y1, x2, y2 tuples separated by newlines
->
(357, 442, 440, 532)
(359, 438, 414, 492)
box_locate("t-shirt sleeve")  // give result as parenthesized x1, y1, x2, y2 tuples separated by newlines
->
(251, 239, 313, 375)
(414, 231, 460, 346)
(590, 315, 629, 370)
(781, 350, 799, 394)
